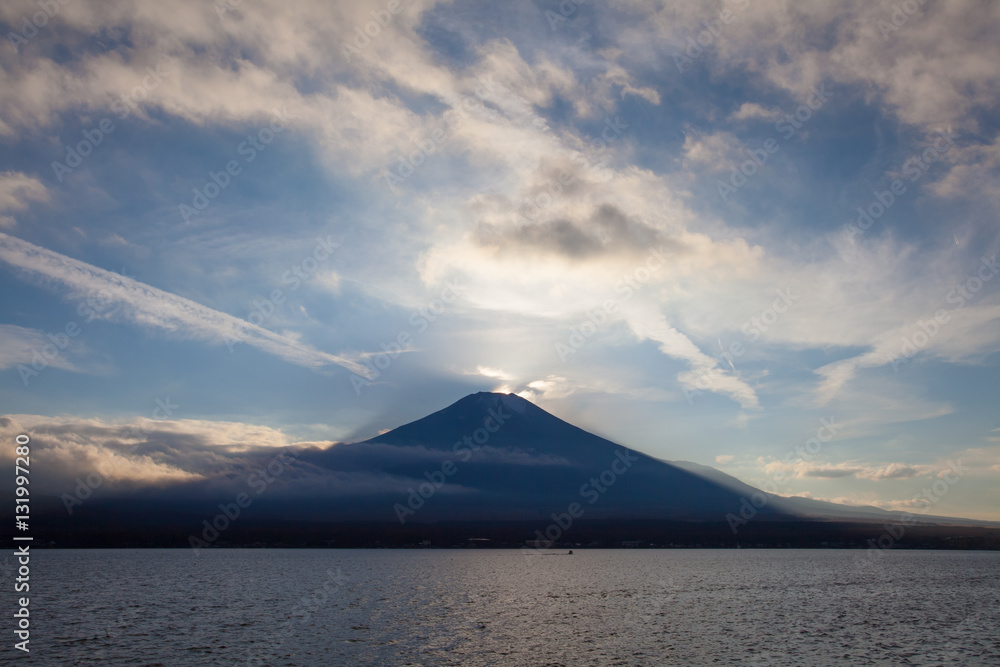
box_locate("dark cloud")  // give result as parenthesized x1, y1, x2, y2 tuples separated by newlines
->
(474, 203, 687, 260)
(0, 416, 574, 502)
(863, 465, 920, 480)
(804, 467, 859, 478)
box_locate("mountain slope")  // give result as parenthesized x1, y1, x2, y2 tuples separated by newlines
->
(301, 392, 803, 523)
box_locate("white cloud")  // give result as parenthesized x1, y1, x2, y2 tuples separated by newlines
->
(0, 233, 371, 377)
(627, 1, 1000, 133)
(681, 131, 741, 171)
(780, 491, 868, 506)
(0, 171, 47, 210)
(0, 414, 205, 489)
(473, 365, 512, 380)
(729, 102, 782, 122)
(624, 302, 760, 409)
(519, 376, 576, 401)
(0, 172, 48, 228)
(761, 457, 942, 482)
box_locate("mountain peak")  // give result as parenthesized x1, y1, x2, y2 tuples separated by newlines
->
(465, 391, 533, 415)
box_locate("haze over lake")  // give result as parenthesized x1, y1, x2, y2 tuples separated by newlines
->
(30, 549, 1000, 666)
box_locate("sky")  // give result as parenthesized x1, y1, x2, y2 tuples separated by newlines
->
(0, 0, 998, 520)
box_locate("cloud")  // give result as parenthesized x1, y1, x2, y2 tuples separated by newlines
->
(802, 466, 858, 479)
(0, 415, 205, 491)
(0, 413, 575, 500)
(856, 462, 923, 481)
(729, 102, 781, 122)
(625, 303, 760, 409)
(618, 1, 1000, 133)
(0, 172, 48, 211)
(715, 454, 735, 464)
(0, 0, 997, 453)
(517, 376, 576, 401)
(867, 498, 936, 512)
(0, 233, 372, 377)
(781, 491, 868, 506)
(0, 172, 48, 229)
(812, 301, 1000, 405)
(474, 204, 685, 261)
(0, 412, 353, 497)
(472, 365, 512, 380)
(682, 131, 741, 172)
(98, 233, 150, 258)
(930, 135, 1000, 203)
(762, 458, 929, 481)
(0, 324, 104, 375)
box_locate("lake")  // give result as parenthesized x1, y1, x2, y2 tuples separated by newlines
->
(22, 549, 1000, 665)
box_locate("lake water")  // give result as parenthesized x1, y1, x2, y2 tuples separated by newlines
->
(20, 549, 1000, 665)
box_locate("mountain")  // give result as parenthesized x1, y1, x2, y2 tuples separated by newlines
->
(24, 391, 998, 549)
(296, 392, 964, 526)
(316, 391, 796, 522)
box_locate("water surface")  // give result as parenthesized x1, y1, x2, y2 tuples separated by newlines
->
(22, 549, 1000, 665)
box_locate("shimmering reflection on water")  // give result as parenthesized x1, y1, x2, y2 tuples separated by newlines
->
(28, 548, 1000, 665)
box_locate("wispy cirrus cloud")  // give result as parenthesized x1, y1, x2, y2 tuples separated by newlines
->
(0, 324, 109, 376)
(624, 303, 760, 409)
(0, 233, 371, 377)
